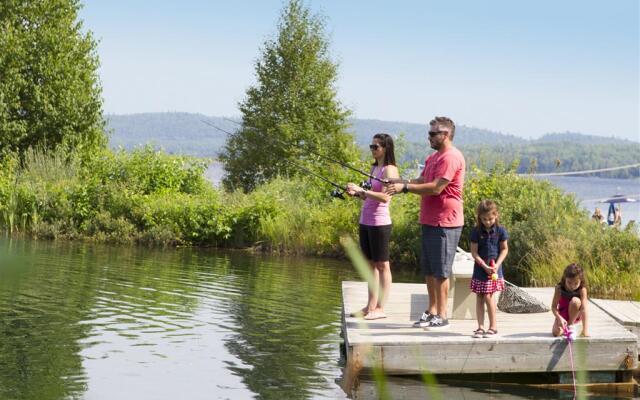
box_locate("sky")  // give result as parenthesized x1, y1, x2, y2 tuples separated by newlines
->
(80, 0, 639, 141)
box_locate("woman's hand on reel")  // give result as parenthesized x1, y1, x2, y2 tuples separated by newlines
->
(346, 183, 366, 198)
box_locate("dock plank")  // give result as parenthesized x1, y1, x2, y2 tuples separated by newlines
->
(590, 298, 640, 360)
(591, 299, 640, 327)
(342, 281, 638, 376)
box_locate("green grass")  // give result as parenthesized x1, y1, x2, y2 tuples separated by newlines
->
(1, 147, 638, 300)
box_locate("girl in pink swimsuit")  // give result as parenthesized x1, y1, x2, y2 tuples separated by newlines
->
(551, 263, 590, 337)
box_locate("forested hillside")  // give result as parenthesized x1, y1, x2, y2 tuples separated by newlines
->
(106, 112, 639, 178)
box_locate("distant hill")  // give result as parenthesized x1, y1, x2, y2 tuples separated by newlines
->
(537, 132, 638, 145)
(105, 112, 639, 178)
(457, 141, 640, 178)
(106, 113, 237, 157)
(104, 112, 559, 155)
(349, 119, 526, 146)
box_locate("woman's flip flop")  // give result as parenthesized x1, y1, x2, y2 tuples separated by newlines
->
(363, 310, 387, 320)
(349, 307, 369, 318)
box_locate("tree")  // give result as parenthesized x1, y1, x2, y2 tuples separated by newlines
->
(0, 0, 105, 156)
(220, 0, 357, 192)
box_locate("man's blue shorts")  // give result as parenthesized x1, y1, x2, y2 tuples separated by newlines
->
(420, 225, 462, 279)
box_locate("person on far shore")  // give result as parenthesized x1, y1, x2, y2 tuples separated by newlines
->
(613, 207, 622, 229)
(385, 116, 465, 330)
(470, 200, 508, 338)
(591, 207, 605, 225)
(551, 263, 590, 338)
(346, 133, 399, 320)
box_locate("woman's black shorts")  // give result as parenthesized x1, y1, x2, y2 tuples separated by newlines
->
(359, 224, 392, 262)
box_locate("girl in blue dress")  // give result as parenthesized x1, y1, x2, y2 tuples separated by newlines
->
(469, 200, 509, 338)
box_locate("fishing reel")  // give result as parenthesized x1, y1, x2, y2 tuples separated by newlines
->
(361, 180, 372, 190)
(331, 188, 345, 200)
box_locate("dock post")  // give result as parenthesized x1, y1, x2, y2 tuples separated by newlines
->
(341, 346, 364, 394)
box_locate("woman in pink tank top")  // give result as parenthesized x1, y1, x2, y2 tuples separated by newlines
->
(346, 133, 399, 320)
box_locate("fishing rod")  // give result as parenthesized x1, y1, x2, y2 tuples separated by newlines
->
(222, 118, 387, 187)
(285, 160, 346, 200)
(201, 119, 345, 199)
(201, 119, 234, 135)
(200, 119, 379, 192)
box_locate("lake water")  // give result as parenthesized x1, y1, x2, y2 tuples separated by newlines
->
(536, 176, 640, 225)
(0, 240, 631, 399)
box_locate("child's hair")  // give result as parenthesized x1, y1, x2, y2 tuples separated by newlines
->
(559, 263, 586, 290)
(476, 200, 500, 229)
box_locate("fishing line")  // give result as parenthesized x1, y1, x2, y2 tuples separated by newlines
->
(221, 118, 388, 185)
(284, 159, 346, 200)
(201, 119, 381, 193)
(201, 119, 234, 135)
(562, 324, 577, 399)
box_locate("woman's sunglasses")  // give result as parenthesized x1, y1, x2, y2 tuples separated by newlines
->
(369, 144, 382, 150)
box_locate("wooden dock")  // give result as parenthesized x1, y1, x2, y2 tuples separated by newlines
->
(341, 281, 638, 383)
(591, 298, 640, 353)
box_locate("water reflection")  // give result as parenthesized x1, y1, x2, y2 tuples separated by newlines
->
(0, 239, 365, 399)
(353, 377, 625, 400)
(0, 240, 93, 400)
(0, 239, 632, 399)
(222, 256, 350, 399)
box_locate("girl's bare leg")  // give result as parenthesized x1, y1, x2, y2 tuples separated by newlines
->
(486, 293, 497, 331)
(475, 294, 485, 330)
(567, 297, 582, 325)
(568, 297, 589, 336)
(580, 304, 589, 336)
(552, 319, 563, 336)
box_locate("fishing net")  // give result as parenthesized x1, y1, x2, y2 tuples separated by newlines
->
(455, 247, 549, 314)
(498, 280, 549, 313)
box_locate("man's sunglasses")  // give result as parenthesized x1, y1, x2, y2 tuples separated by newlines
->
(428, 130, 447, 137)
(369, 144, 382, 150)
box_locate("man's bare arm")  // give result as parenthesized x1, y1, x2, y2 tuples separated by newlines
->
(385, 177, 449, 196)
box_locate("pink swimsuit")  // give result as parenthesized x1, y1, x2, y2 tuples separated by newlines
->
(359, 166, 391, 226)
(558, 285, 582, 322)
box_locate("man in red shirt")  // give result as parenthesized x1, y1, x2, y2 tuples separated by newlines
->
(386, 116, 465, 329)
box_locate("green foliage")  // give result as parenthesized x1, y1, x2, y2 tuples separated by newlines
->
(0, 153, 19, 233)
(133, 192, 226, 245)
(86, 146, 209, 195)
(461, 165, 640, 299)
(251, 177, 359, 255)
(1, 144, 638, 299)
(0, 146, 214, 242)
(220, 0, 356, 192)
(0, 0, 105, 155)
(387, 194, 421, 266)
(462, 164, 585, 270)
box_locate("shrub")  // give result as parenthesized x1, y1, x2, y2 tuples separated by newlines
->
(2, 147, 638, 299)
(252, 177, 359, 255)
(461, 166, 640, 299)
